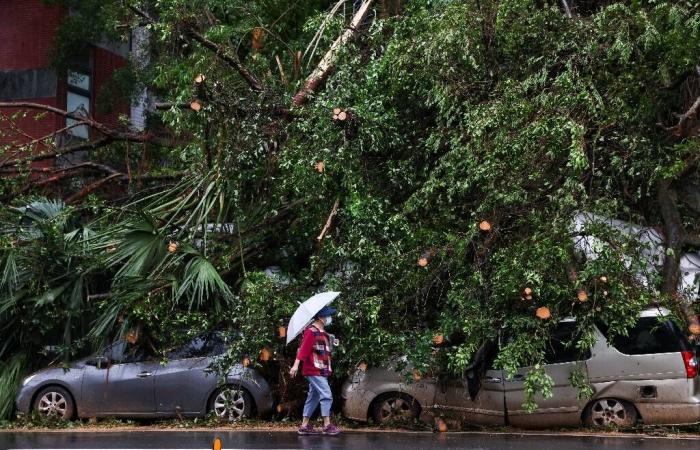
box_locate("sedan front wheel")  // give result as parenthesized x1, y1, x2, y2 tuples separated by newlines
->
(33, 386, 75, 420)
(209, 386, 252, 421)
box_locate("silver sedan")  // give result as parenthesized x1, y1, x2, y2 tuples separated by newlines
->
(16, 333, 273, 420)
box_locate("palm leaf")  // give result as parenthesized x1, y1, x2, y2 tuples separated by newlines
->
(176, 255, 234, 312)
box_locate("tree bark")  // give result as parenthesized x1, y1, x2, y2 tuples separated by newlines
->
(292, 0, 376, 106)
(657, 179, 700, 335)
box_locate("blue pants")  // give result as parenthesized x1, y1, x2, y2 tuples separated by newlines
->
(303, 376, 333, 418)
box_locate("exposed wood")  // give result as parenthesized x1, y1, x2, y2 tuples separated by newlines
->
(523, 287, 533, 296)
(259, 346, 272, 361)
(188, 30, 264, 92)
(418, 248, 438, 267)
(292, 0, 376, 106)
(316, 198, 340, 242)
(662, 95, 700, 137)
(315, 161, 325, 173)
(479, 220, 492, 232)
(577, 290, 588, 302)
(190, 100, 202, 112)
(194, 74, 206, 84)
(333, 107, 342, 116)
(252, 27, 265, 53)
(303, 0, 347, 69)
(536, 306, 551, 320)
(275, 54, 288, 85)
(127, 4, 264, 92)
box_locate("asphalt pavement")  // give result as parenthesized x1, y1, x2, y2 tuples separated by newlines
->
(1, 431, 700, 450)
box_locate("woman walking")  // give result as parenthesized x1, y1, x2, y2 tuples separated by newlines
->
(289, 305, 341, 435)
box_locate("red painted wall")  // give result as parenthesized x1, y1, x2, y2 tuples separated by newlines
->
(93, 47, 130, 128)
(0, 0, 64, 70)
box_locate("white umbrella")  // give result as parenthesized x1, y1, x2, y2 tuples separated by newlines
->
(286, 291, 340, 345)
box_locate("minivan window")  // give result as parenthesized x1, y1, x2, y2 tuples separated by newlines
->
(544, 322, 592, 364)
(600, 318, 688, 355)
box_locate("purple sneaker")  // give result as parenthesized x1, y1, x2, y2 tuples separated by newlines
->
(323, 424, 341, 436)
(297, 424, 318, 435)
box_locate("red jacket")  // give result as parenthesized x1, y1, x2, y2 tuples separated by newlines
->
(296, 325, 332, 377)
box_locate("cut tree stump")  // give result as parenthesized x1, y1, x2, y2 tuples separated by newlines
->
(190, 100, 202, 112)
(577, 290, 588, 302)
(536, 306, 551, 320)
(418, 248, 438, 267)
(479, 220, 491, 232)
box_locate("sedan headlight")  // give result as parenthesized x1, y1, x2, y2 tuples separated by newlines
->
(22, 375, 36, 386)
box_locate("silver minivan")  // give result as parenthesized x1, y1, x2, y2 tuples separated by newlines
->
(341, 307, 700, 428)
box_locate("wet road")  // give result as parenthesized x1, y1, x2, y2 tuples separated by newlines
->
(1, 431, 699, 450)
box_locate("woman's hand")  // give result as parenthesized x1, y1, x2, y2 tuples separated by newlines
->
(289, 362, 299, 377)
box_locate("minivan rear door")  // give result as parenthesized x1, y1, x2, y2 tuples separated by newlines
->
(589, 316, 689, 382)
(504, 321, 592, 428)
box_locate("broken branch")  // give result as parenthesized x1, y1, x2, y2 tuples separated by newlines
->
(316, 198, 340, 241)
(292, 0, 376, 106)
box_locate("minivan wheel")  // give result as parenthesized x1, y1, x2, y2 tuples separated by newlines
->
(584, 398, 638, 428)
(33, 386, 75, 420)
(209, 386, 252, 421)
(371, 393, 420, 424)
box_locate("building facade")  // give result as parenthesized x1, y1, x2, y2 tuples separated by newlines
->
(0, 0, 135, 166)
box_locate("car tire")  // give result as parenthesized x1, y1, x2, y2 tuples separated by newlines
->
(583, 398, 638, 428)
(371, 393, 420, 425)
(208, 386, 253, 421)
(32, 386, 75, 420)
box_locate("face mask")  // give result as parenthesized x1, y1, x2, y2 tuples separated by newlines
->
(324, 316, 333, 326)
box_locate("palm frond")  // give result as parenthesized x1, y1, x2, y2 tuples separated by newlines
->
(0, 354, 27, 419)
(176, 255, 234, 312)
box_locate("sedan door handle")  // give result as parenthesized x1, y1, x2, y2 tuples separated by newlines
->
(485, 376, 502, 383)
(136, 371, 152, 378)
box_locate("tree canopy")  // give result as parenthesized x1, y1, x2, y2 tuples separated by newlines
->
(1, 0, 699, 419)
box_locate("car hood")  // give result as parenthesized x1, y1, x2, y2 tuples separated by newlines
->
(28, 360, 86, 379)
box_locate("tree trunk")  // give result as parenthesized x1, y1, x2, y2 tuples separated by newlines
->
(657, 179, 700, 335)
